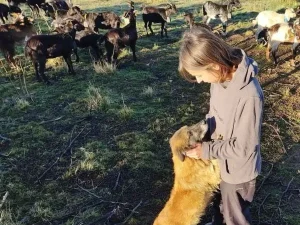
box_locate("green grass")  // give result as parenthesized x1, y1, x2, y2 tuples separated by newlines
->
(0, 0, 299, 224)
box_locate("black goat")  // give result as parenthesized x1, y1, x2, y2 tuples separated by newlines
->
(0, 14, 35, 67)
(7, 0, 45, 17)
(40, 0, 69, 18)
(83, 11, 121, 32)
(141, 3, 177, 37)
(0, 3, 21, 24)
(25, 20, 84, 84)
(99, 10, 137, 64)
(55, 24, 103, 62)
(51, 6, 84, 29)
(202, 0, 241, 35)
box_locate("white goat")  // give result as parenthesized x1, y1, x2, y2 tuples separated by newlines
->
(253, 8, 296, 42)
(266, 20, 300, 65)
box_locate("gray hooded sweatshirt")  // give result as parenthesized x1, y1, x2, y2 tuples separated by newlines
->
(201, 51, 264, 184)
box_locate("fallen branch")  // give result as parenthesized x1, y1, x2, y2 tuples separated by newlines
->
(86, 208, 119, 225)
(263, 122, 287, 154)
(114, 200, 143, 225)
(0, 135, 11, 142)
(276, 177, 294, 219)
(280, 117, 300, 129)
(277, 177, 294, 208)
(39, 116, 64, 124)
(76, 185, 129, 206)
(35, 125, 87, 183)
(0, 191, 9, 210)
(113, 172, 121, 190)
(256, 163, 274, 193)
(258, 193, 270, 225)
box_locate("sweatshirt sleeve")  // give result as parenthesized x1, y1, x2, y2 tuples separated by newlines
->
(201, 96, 263, 160)
(205, 84, 216, 139)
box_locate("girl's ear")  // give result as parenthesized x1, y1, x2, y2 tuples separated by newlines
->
(211, 63, 220, 71)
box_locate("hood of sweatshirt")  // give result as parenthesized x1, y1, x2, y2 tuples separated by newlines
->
(229, 50, 259, 90)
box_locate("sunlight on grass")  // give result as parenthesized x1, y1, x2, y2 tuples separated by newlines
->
(118, 104, 134, 120)
(85, 84, 110, 112)
(152, 43, 159, 50)
(141, 86, 154, 98)
(15, 98, 30, 110)
(63, 141, 118, 178)
(46, 57, 65, 71)
(0, 209, 21, 225)
(31, 201, 53, 219)
(93, 61, 117, 74)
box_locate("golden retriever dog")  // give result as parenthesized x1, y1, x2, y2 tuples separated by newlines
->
(153, 120, 221, 225)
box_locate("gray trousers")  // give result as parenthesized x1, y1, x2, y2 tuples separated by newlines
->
(212, 179, 256, 225)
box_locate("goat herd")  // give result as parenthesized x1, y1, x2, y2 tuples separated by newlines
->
(0, 0, 300, 84)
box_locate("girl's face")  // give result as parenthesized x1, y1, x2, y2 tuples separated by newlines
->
(186, 64, 221, 83)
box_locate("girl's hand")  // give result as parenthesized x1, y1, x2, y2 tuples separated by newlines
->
(185, 143, 203, 159)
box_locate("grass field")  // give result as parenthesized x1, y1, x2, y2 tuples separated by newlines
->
(0, 0, 299, 224)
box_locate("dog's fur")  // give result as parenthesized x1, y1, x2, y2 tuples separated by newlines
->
(153, 120, 221, 225)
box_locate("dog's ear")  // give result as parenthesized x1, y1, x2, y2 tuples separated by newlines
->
(169, 126, 189, 162)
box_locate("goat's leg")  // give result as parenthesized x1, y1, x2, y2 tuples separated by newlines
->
(38, 58, 51, 85)
(206, 17, 211, 25)
(7, 55, 17, 69)
(202, 15, 209, 24)
(291, 41, 299, 66)
(33, 61, 42, 82)
(63, 55, 75, 75)
(220, 18, 228, 36)
(266, 42, 271, 62)
(4, 13, 8, 22)
(4, 45, 17, 68)
(130, 42, 137, 62)
(91, 44, 102, 62)
(148, 22, 154, 35)
(105, 42, 114, 63)
(270, 41, 280, 65)
(255, 26, 263, 42)
(73, 42, 79, 62)
(112, 49, 119, 65)
(144, 21, 149, 36)
(162, 22, 168, 38)
(0, 15, 5, 24)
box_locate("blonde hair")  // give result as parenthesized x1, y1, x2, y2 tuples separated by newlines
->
(178, 27, 242, 83)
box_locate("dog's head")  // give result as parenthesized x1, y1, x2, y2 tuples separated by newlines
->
(169, 120, 208, 162)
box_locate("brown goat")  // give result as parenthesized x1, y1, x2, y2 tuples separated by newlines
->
(266, 21, 300, 65)
(99, 10, 137, 64)
(183, 12, 212, 30)
(0, 14, 35, 67)
(142, 3, 177, 37)
(25, 20, 84, 84)
(83, 11, 121, 32)
(183, 12, 221, 37)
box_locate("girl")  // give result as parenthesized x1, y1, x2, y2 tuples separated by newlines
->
(178, 27, 264, 225)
